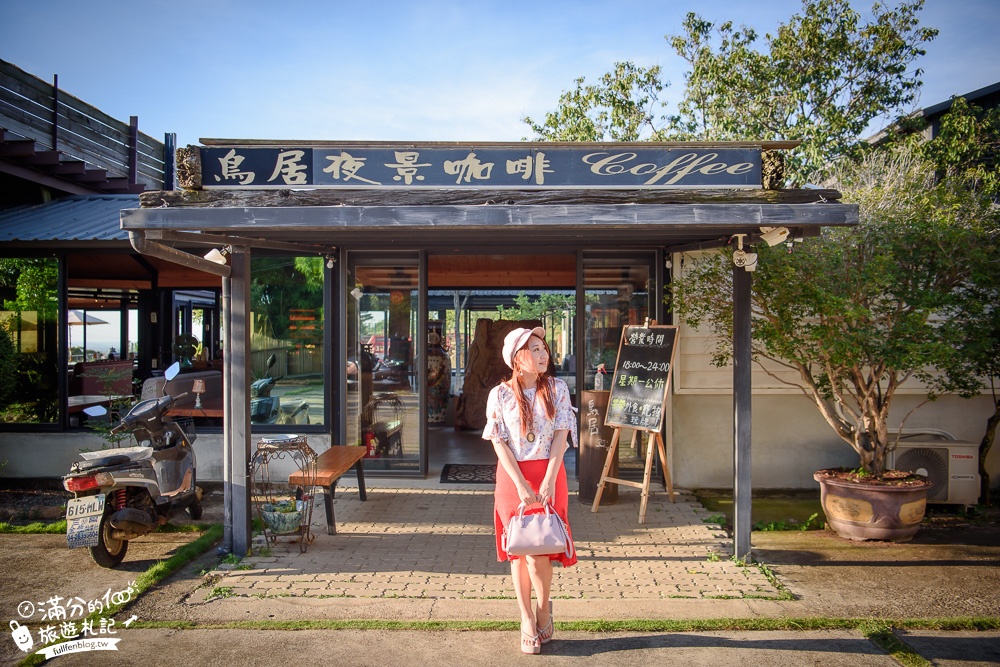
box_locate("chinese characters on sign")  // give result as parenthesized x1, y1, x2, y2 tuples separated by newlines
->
(605, 326, 678, 431)
(201, 146, 761, 189)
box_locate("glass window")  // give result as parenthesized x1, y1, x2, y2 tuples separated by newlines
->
(0, 257, 59, 424)
(250, 256, 325, 426)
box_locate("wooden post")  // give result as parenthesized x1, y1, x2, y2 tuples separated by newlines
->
(128, 116, 139, 187)
(51, 74, 59, 150)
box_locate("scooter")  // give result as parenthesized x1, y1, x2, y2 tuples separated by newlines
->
(63, 362, 202, 568)
(250, 353, 310, 424)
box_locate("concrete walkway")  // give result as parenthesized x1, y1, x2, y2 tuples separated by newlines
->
(188, 486, 773, 607)
(4, 484, 999, 666)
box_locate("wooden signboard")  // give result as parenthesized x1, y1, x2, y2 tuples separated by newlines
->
(592, 323, 679, 523)
(199, 144, 762, 190)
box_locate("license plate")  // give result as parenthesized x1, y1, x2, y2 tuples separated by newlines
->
(66, 494, 105, 549)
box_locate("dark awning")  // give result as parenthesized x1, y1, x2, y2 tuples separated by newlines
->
(121, 188, 856, 254)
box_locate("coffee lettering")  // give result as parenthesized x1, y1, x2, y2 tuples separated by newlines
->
(644, 152, 719, 186)
(629, 162, 659, 176)
(583, 151, 751, 186)
(582, 152, 636, 175)
(698, 162, 728, 175)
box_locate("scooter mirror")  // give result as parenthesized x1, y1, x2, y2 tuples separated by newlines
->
(164, 362, 182, 381)
(267, 354, 276, 369)
(83, 405, 108, 417)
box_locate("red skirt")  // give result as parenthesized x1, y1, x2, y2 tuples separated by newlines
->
(494, 458, 577, 567)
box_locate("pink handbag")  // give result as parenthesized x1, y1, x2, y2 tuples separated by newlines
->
(502, 502, 574, 558)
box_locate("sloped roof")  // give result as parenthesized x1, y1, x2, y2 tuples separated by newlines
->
(0, 194, 135, 244)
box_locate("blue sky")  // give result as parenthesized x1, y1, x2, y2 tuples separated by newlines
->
(2, 0, 998, 148)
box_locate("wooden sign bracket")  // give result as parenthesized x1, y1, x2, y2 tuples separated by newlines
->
(590, 321, 678, 523)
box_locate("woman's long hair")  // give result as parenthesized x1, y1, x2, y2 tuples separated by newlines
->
(508, 337, 556, 435)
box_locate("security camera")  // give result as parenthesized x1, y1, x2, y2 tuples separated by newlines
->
(759, 227, 790, 247)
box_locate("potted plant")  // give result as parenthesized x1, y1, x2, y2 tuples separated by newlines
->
(672, 136, 997, 541)
(259, 498, 304, 535)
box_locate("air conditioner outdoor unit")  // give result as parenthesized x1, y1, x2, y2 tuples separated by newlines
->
(888, 436, 980, 506)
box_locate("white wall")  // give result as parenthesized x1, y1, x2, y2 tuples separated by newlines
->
(669, 250, 999, 491)
(671, 392, 998, 490)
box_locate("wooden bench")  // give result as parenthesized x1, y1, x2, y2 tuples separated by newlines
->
(288, 445, 367, 535)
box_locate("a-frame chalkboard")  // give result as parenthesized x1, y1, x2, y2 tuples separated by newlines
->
(604, 325, 678, 430)
(592, 323, 679, 523)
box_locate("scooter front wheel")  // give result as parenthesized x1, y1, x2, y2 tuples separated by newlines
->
(90, 507, 128, 568)
(187, 497, 203, 520)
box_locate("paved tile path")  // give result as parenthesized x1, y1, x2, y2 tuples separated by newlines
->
(196, 487, 781, 602)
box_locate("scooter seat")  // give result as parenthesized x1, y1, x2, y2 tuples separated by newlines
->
(72, 454, 131, 472)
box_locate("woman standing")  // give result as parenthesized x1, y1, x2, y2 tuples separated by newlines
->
(483, 327, 577, 654)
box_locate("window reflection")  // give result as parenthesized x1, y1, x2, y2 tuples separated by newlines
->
(348, 262, 419, 472)
(584, 258, 654, 478)
(0, 257, 59, 424)
(249, 256, 325, 426)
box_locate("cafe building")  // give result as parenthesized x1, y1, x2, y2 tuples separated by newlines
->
(121, 139, 859, 555)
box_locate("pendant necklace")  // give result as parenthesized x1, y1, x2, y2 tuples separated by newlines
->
(525, 387, 537, 443)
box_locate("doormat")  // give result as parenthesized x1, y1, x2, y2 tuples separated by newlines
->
(440, 464, 496, 484)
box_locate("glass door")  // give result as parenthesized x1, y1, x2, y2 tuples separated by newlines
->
(346, 255, 422, 474)
(581, 253, 658, 479)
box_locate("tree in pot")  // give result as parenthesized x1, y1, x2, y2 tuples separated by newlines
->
(672, 135, 998, 541)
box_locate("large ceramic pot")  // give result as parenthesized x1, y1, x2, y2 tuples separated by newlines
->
(814, 469, 932, 542)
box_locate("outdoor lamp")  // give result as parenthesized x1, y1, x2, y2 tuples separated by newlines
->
(758, 226, 790, 247)
(731, 233, 758, 272)
(191, 379, 206, 409)
(204, 246, 232, 265)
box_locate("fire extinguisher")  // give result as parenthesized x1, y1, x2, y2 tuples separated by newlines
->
(363, 431, 381, 458)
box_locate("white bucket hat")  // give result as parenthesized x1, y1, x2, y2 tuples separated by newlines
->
(502, 326, 546, 369)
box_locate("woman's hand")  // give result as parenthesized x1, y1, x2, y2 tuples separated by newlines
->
(538, 476, 557, 506)
(517, 482, 539, 506)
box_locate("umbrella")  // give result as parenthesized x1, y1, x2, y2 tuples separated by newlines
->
(68, 310, 108, 360)
(68, 310, 108, 326)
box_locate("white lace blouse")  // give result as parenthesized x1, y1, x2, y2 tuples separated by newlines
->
(482, 377, 577, 461)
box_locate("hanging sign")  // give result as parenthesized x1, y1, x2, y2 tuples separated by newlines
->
(199, 145, 761, 190)
(605, 325, 678, 431)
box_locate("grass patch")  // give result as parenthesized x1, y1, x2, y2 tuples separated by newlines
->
(0, 520, 67, 534)
(753, 513, 823, 532)
(749, 560, 795, 601)
(18, 524, 222, 667)
(0, 520, 209, 535)
(860, 620, 931, 667)
(696, 492, 825, 532)
(220, 552, 243, 566)
(128, 616, 1000, 633)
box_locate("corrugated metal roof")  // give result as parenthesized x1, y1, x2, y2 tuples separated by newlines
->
(0, 194, 137, 242)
